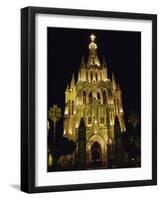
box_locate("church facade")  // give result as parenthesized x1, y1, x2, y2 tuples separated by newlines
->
(63, 34, 126, 169)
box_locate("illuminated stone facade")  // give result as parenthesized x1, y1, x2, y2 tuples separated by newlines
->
(63, 34, 126, 168)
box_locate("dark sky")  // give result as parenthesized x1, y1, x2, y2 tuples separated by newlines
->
(48, 27, 141, 127)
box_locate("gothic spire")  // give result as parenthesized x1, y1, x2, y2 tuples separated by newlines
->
(102, 56, 107, 68)
(80, 56, 86, 68)
(66, 84, 69, 91)
(117, 84, 121, 91)
(70, 73, 75, 89)
(87, 34, 101, 68)
(112, 73, 117, 90)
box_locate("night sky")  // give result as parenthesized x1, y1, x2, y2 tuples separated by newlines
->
(48, 27, 141, 134)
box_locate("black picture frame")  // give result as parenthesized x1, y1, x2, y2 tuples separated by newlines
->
(21, 6, 157, 193)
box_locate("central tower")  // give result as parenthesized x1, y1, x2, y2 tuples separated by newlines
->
(63, 34, 126, 168)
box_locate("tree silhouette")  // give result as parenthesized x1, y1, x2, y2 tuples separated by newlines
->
(122, 111, 141, 167)
(49, 136, 76, 171)
(48, 104, 61, 143)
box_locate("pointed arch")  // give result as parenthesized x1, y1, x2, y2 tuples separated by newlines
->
(88, 116, 92, 125)
(100, 71, 102, 81)
(91, 142, 102, 164)
(72, 100, 74, 114)
(89, 91, 92, 104)
(68, 100, 71, 114)
(86, 135, 106, 163)
(103, 90, 107, 104)
(86, 134, 107, 168)
(83, 90, 86, 104)
(97, 92, 101, 104)
(96, 72, 98, 82)
(86, 71, 88, 81)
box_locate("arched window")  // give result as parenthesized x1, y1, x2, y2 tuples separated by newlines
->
(96, 72, 98, 82)
(72, 101, 74, 114)
(83, 90, 86, 104)
(88, 116, 92, 124)
(89, 92, 92, 104)
(97, 92, 101, 104)
(103, 90, 107, 104)
(68, 100, 71, 114)
(100, 72, 102, 81)
(86, 71, 88, 81)
(100, 117, 104, 124)
(90, 71, 93, 82)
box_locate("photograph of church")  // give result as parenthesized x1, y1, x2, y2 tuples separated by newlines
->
(47, 28, 141, 172)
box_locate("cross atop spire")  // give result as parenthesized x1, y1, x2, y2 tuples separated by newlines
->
(89, 34, 97, 50)
(90, 34, 96, 42)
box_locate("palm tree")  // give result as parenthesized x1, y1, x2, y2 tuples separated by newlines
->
(48, 105, 61, 143)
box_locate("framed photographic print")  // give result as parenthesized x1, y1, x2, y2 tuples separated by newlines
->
(21, 6, 157, 193)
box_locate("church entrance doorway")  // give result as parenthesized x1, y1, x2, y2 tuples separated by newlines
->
(91, 141, 102, 168)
